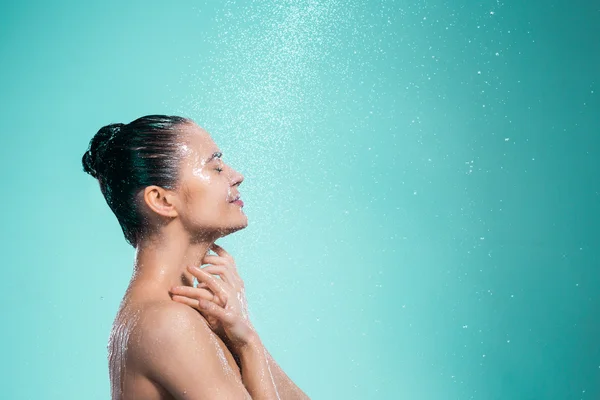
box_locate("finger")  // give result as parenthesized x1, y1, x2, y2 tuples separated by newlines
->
(171, 295, 203, 309)
(188, 265, 229, 304)
(170, 286, 216, 303)
(202, 265, 234, 285)
(201, 258, 243, 289)
(171, 294, 225, 310)
(210, 243, 232, 260)
(195, 282, 218, 295)
(173, 295, 226, 313)
(202, 254, 226, 266)
(197, 298, 233, 324)
(203, 254, 239, 280)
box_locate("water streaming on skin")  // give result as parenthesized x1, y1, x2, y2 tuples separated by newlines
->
(184, 141, 211, 182)
(108, 307, 142, 400)
(264, 346, 281, 400)
(238, 288, 249, 321)
(209, 327, 236, 378)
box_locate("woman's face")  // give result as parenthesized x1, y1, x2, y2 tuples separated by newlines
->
(175, 122, 247, 239)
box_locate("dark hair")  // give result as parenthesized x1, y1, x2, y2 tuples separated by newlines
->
(82, 114, 191, 247)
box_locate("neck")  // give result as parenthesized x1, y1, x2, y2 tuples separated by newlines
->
(130, 228, 220, 296)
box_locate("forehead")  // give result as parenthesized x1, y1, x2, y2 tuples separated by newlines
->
(179, 122, 219, 158)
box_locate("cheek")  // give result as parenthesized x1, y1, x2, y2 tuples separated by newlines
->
(185, 186, 228, 218)
(179, 174, 231, 216)
(192, 168, 211, 181)
(179, 182, 208, 214)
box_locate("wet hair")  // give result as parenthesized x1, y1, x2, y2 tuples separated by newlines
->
(82, 114, 191, 247)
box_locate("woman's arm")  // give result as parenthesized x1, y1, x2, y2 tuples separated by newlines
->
(236, 335, 310, 400)
(170, 244, 310, 399)
(236, 334, 281, 400)
(261, 344, 310, 399)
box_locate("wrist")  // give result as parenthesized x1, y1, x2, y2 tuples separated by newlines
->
(233, 330, 262, 357)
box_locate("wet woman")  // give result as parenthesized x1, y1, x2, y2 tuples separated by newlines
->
(82, 115, 309, 399)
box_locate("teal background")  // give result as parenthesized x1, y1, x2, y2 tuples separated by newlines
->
(1, 0, 598, 399)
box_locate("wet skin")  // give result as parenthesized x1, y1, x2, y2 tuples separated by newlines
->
(107, 122, 248, 399)
(109, 285, 244, 399)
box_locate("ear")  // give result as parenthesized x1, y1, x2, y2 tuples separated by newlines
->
(143, 185, 179, 218)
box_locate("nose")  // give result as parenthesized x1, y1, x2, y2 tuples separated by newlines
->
(230, 167, 244, 187)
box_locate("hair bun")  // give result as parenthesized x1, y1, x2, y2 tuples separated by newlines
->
(82, 123, 125, 179)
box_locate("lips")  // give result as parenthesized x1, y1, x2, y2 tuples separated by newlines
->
(229, 194, 241, 203)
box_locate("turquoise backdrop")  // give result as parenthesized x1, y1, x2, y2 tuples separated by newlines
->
(1, 0, 598, 399)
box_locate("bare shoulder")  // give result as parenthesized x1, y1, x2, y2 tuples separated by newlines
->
(127, 300, 211, 362)
(125, 300, 249, 400)
(139, 300, 208, 334)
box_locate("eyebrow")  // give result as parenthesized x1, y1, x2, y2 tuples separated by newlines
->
(205, 151, 222, 163)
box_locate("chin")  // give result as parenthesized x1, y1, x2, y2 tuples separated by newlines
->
(219, 219, 249, 237)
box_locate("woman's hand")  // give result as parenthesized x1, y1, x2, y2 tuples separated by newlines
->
(170, 243, 256, 353)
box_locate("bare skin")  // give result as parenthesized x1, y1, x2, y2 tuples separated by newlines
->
(107, 122, 309, 399)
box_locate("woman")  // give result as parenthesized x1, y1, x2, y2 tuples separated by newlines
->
(82, 115, 309, 400)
